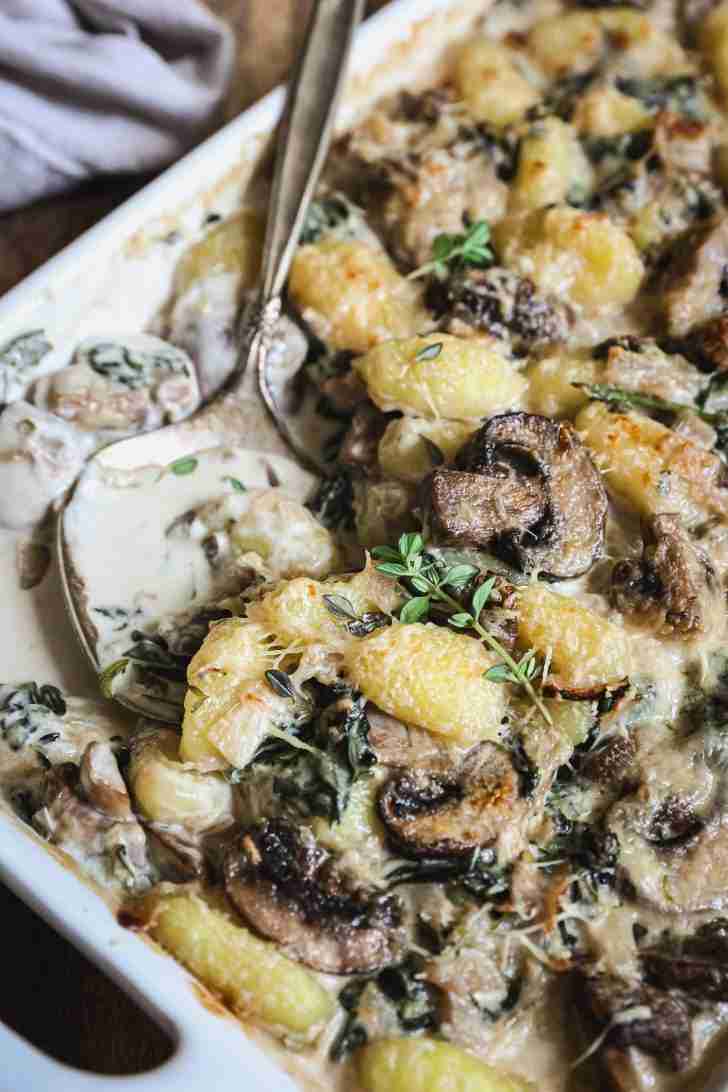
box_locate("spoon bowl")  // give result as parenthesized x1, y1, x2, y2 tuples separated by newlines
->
(57, 0, 365, 717)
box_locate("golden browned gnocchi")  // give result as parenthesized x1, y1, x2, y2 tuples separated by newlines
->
(454, 37, 539, 127)
(289, 238, 427, 352)
(494, 206, 645, 310)
(353, 334, 526, 419)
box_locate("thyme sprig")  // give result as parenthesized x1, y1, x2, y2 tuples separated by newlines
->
(408, 220, 493, 281)
(576, 382, 728, 436)
(372, 534, 552, 724)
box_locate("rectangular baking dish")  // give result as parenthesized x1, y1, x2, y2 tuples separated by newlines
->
(2, 2, 728, 1089)
(0, 2, 491, 1090)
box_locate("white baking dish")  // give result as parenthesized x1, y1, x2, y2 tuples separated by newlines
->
(2, 2, 728, 1089)
(0, 2, 490, 1089)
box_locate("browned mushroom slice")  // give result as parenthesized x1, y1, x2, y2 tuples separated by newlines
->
(32, 756, 152, 889)
(427, 465, 548, 551)
(682, 313, 728, 372)
(611, 513, 719, 636)
(79, 740, 135, 821)
(428, 267, 570, 353)
(366, 707, 449, 768)
(339, 403, 389, 477)
(432, 413, 607, 579)
(582, 735, 638, 790)
(574, 972, 693, 1072)
(661, 216, 728, 337)
(378, 742, 521, 859)
(642, 920, 728, 1001)
(607, 789, 728, 913)
(224, 819, 403, 974)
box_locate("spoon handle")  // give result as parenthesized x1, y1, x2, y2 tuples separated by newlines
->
(240, 0, 364, 472)
(260, 0, 365, 304)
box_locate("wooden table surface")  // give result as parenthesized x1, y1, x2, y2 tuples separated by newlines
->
(0, 0, 385, 1074)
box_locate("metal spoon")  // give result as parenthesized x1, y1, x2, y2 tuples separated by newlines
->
(57, 0, 365, 717)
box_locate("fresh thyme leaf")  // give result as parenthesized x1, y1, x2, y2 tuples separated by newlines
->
(449, 612, 473, 629)
(408, 220, 494, 281)
(265, 669, 297, 701)
(442, 563, 479, 590)
(472, 576, 497, 619)
(375, 561, 410, 578)
(372, 535, 552, 724)
(99, 658, 130, 699)
(400, 596, 431, 624)
(576, 382, 728, 435)
(224, 476, 246, 492)
(323, 593, 357, 619)
(371, 545, 402, 562)
(399, 532, 424, 558)
(170, 456, 198, 476)
(484, 663, 513, 684)
(415, 342, 443, 362)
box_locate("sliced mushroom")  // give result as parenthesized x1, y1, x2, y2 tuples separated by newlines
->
(339, 403, 389, 477)
(32, 758, 153, 891)
(427, 413, 607, 579)
(681, 313, 728, 372)
(608, 792, 728, 913)
(582, 734, 638, 790)
(366, 707, 449, 768)
(611, 513, 720, 637)
(79, 740, 135, 821)
(224, 819, 403, 974)
(661, 216, 728, 337)
(642, 920, 728, 1001)
(427, 267, 570, 354)
(575, 972, 693, 1072)
(427, 465, 547, 553)
(378, 742, 522, 859)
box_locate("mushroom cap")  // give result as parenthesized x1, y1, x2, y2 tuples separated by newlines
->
(224, 819, 404, 974)
(378, 741, 521, 859)
(426, 412, 607, 579)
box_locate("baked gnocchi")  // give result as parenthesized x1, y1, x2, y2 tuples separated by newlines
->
(9, 3, 728, 1092)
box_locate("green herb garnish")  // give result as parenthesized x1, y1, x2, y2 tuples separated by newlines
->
(576, 382, 728, 436)
(225, 476, 246, 492)
(170, 456, 198, 476)
(415, 342, 443, 361)
(408, 220, 493, 281)
(373, 534, 551, 724)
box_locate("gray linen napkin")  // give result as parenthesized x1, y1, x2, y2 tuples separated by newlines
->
(0, 0, 234, 212)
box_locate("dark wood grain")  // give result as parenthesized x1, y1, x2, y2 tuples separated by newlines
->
(0, 0, 387, 1075)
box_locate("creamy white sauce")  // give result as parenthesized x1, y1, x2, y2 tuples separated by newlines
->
(63, 445, 314, 678)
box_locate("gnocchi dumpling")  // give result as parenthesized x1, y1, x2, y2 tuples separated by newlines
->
(509, 117, 594, 212)
(145, 890, 334, 1039)
(248, 564, 402, 649)
(455, 37, 539, 127)
(179, 619, 285, 769)
(129, 727, 233, 830)
(518, 584, 632, 686)
(528, 12, 604, 77)
(289, 238, 427, 353)
(494, 207, 644, 311)
(353, 334, 526, 419)
(576, 401, 728, 525)
(343, 622, 507, 744)
(357, 1038, 535, 1092)
(378, 417, 473, 483)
